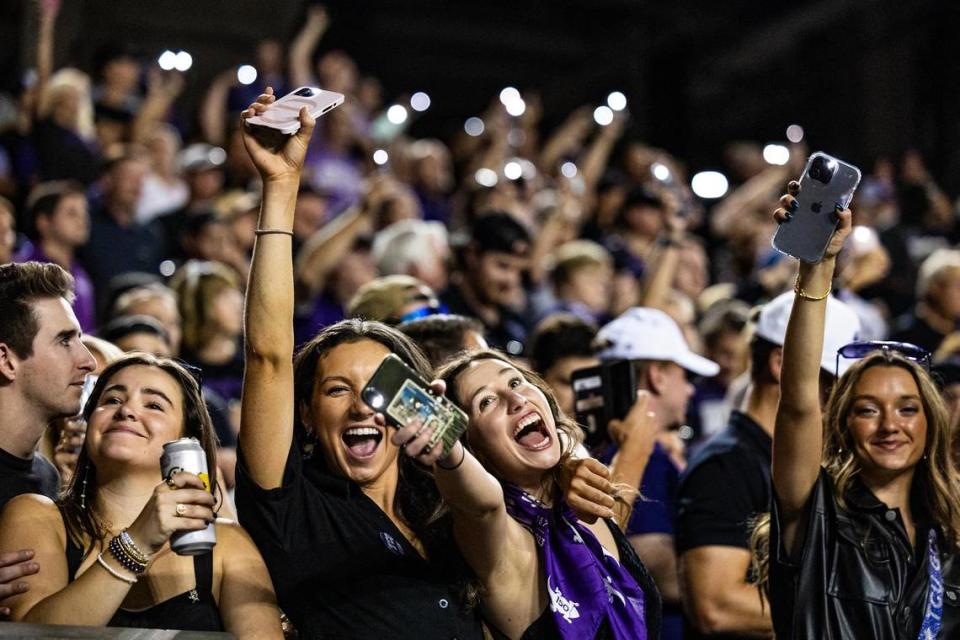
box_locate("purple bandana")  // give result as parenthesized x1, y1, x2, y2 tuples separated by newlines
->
(503, 483, 649, 640)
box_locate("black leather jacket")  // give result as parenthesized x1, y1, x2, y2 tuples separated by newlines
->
(769, 469, 960, 639)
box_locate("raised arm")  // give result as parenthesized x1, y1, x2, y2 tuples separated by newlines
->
(771, 181, 852, 555)
(131, 70, 184, 145)
(200, 70, 237, 147)
(294, 204, 370, 300)
(33, 0, 60, 120)
(289, 6, 329, 88)
(240, 90, 316, 489)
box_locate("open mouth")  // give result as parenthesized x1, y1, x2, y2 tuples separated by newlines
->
(342, 427, 383, 460)
(513, 413, 552, 451)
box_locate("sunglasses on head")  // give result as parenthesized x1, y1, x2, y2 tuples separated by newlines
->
(173, 359, 204, 387)
(835, 340, 931, 378)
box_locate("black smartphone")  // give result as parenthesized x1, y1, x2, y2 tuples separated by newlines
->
(571, 359, 637, 450)
(361, 354, 468, 458)
(772, 151, 862, 264)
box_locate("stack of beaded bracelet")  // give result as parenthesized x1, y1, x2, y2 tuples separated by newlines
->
(108, 530, 150, 575)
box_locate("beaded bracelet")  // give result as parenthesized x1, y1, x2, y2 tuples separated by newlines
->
(97, 552, 137, 585)
(119, 530, 150, 566)
(109, 535, 148, 575)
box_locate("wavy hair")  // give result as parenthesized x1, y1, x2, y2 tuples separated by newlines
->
(823, 349, 960, 547)
(60, 353, 220, 553)
(436, 348, 585, 498)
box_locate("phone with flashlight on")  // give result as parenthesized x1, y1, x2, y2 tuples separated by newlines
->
(772, 151, 861, 264)
(361, 355, 468, 459)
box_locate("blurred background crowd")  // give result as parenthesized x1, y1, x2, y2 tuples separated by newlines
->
(0, 0, 958, 637)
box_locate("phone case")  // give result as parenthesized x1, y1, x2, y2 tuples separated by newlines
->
(571, 359, 636, 449)
(772, 152, 862, 264)
(361, 355, 468, 456)
(245, 86, 345, 134)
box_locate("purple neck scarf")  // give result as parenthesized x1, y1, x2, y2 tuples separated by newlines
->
(502, 483, 648, 640)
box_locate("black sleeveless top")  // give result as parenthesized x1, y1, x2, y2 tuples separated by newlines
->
(65, 534, 224, 631)
(491, 519, 663, 640)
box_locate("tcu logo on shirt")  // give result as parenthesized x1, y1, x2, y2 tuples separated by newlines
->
(380, 531, 405, 556)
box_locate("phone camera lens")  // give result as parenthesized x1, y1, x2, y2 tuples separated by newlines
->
(294, 87, 315, 97)
(808, 157, 835, 184)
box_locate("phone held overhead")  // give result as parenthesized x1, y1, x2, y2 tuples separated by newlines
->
(245, 86, 345, 134)
(772, 152, 861, 263)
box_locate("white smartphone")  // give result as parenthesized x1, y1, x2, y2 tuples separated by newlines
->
(245, 86, 344, 134)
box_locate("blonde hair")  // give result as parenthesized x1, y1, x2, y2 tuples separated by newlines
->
(347, 275, 428, 323)
(44, 68, 96, 141)
(169, 261, 241, 353)
(918, 249, 960, 301)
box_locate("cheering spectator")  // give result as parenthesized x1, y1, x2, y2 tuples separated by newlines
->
(527, 313, 600, 418)
(235, 91, 484, 639)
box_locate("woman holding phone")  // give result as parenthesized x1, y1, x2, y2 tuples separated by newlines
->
(234, 90, 483, 639)
(0, 353, 282, 636)
(765, 181, 960, 638)
(391, 348, 662, 640)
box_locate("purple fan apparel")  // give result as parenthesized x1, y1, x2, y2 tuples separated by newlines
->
(502, 483, 648, 640)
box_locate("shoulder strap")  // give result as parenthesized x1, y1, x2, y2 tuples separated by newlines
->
(192, 552, 215, 601)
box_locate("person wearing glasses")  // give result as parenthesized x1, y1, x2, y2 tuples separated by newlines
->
(765, 181, 960, 639)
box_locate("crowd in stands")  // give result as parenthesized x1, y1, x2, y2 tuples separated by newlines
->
(1, 2, 960, 639)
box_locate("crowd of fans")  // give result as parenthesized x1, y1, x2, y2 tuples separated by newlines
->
(1, 2, 960, 639)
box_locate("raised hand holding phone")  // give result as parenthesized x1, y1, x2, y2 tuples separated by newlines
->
(241, 88, 316, 183)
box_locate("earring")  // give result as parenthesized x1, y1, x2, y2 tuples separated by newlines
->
(80, 466, 88, 510)
(302, 430, 317, 460)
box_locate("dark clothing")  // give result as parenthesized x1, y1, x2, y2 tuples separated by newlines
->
(78, 208, 165, 301)
(31, 119, 100, 185)
(500, 519, 662, 640)
(685, 378, 730, 444)
(676, 411, 772, 640)
(769, 469, 960, 640)
(182, 344, 245, 404)
(65, 531, 223, 632)
(441, 283, 528, 355)
(234, 439, 484, 640)
(0, 448, 59, 513)
(676, 411, 772, 553)
(599, 444, 682, 639)
(891, 313, 953, 355)
(294, 290, 346, 348)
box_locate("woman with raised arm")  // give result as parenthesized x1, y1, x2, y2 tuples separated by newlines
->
(0, 353, 282, 636)
(234, 91, 483, 639)
(767, 181, 960, 638)
(391, 349, 662, 640)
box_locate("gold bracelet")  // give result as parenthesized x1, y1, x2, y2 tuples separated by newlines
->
(254, 229, 294, 237)
(794, 273, 831, 301)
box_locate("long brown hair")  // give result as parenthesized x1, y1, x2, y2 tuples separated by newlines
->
(436, 348, 584, 498)
(823, 350, 960, 547)
(60, 353, 220, 552)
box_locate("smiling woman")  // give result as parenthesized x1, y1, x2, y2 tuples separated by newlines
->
(762, 182, 960, 640)
(234, 91, 483, 640)
(0, 353, 283, 637)
(388, 349, 662, 640)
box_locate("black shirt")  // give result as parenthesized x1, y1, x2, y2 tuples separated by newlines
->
(440, 284, 528, 356)
(78, 208, 165, 299)
(0, 447, 59, 513)
(770, 469, 960, 640)
(234, 439, 484, 640)
(676, 411, 772, 553)
(891, 314, 952, 355)
(675, 411, 772, 640)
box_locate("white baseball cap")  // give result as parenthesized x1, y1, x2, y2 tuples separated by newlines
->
(597, 307, 720, 377)
(755, 292, 861, 376)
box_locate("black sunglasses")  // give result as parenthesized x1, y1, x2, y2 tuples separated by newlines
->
(835, 340, 931, 378)
(173, 359, 204, 387)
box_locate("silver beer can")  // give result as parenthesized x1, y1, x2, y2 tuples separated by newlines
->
(160, 437, 216, 555)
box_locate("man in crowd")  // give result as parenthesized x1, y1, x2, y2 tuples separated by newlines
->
(0, 261, 95, 510)
(527, 313, 600, 418)
(79, 152, 164, 299)
(442, 211, 532, 356)
(16, 181, 96, 332)
(892, 248, 960, 353)
(596, 306, 720, 640)
(676, 293, 859, 638)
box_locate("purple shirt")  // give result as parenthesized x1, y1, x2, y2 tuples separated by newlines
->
(15, 243, 96, 332)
